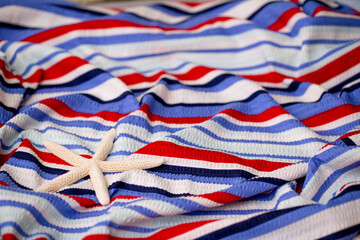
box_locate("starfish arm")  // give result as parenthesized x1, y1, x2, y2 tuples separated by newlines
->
(99, 158, 165, 173)
(35, 164, 90, 193)
(93, 128, 117, 161)
(44, 140, 87, 167)
(89, 163, 110, 205)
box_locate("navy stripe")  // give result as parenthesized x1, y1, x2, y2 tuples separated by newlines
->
(195, 207, 303, 240)
(318, 224, 360, 240)
(38, 69, 104, 89)
(148, 165, 256, 179)
(11, 152, 68, 176)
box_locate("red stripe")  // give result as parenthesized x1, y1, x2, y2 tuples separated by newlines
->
(0, 60, 25, 84)
(0, 180, 9, 187)
(24, 56, 88, 84)
(18, 139, 72, 166)
(0, 56, 88, 84)
(23, 20, 153, 43)
(351, 8, 360, 16)
(136, 141, 292, 172)
(16, 139, 92, 166)
(339, 181, 360, 192)
(298, 46, 360, 85)
(119, 71, 165, 85)
(66, 195, 97, 207)
(138, 104, 287, 124)
(39, 98, 288, 125)
(173, 65, 214, 80)
(83, 220, 217, 240)
(119, 65, 215, 86)
(180, 2, 206, 7)
(2, 234, 18, 240)
(195, 192, 243, 204)
(112, 195, 141, 201)
(0, 148, 17, 167)
(312, 5, 360, 17)
(301, 104, 360, 128)
(106, 7, 124, 13)
(312, 6, 336, 17)
(221, 106, 288, 123)
(1, 234, 47, 240)
(241, 45, 360, 84)
(186, 16, 233, 31)
(0, 58, 43, 85)
(23, 17, 233, 44)
(6, 95, 287, 132)
(268, 7, 302, 31)
(39, 98, 129, 122)
(41, 56, 87, 80)
(241, 72, 288, 83)
(337, 129, 360, 140)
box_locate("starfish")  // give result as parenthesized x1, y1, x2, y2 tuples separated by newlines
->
(36, 129, 164, 205)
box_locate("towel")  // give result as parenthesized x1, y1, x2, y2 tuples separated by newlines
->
(1, 0, 360, 239)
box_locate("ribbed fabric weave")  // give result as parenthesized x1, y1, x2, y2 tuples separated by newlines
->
(1, 0, 360, 239)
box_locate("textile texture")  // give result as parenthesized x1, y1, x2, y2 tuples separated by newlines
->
(1, 0, 360, 239)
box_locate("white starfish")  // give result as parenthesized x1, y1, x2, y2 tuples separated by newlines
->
(36, 129, 164, 206)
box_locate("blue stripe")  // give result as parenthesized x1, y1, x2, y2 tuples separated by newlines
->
(0, 222, 55, 240)
(193, 125, 327, 145)
(167, 135, 309, 161)
(311, 153, 360, 202)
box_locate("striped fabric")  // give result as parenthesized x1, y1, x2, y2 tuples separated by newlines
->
(1, 0, 360, 239)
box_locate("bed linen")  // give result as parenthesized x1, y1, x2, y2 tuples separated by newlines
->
(1, 0, 360, 239)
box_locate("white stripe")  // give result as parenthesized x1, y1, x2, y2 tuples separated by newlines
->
(318, 164, 360, 203)
(0, 6, 79, 28)
(126, 6, 189, 24)
(222, 0, 279, 20)
(60, 168, 231, 195)
(0, 65, 21, 85)
(171, 219, 245, 240)
(132, 154, 298, 176)
(40, 18, 242, 47)
(84, 76, 130, 101)
(127, 69, 225, 90)
(315, 10, 360, 19)
(169, 127, 324, 159)
(254, 198, 360, 240)
(128, 199, 186, 216)
(334, 181, 360, 199)
(0, 188, 154, 237)
(321, 62, 360, 90)
(3, 162, 229, 197)
(18, 146, 73, 171)
(22, 76, 130, 105)
(269, 83, 325, 105)
(181, 195, 223, 208)
(40, 64, 95, 85)
(10, 44, 68, 78)
(2, 41, 29, 67)
(309, 112, 360, 132)
(278, 12, 307, 33)
(301, 148, 360, 199)
(0, 89, 23, 109)
(139, 79, 262, 104)
(79, 36, 359, 81)
(258, 78, 294, 89)
(163, 0, 230, 14)
(34, 103, 119, 126)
